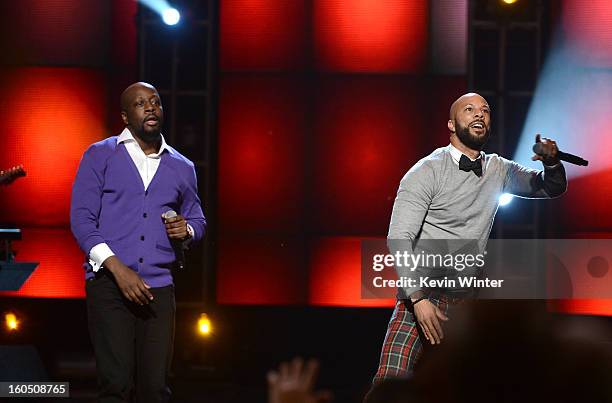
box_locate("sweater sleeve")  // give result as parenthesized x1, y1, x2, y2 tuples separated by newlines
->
(503, 159, 567, 198)
(388, 161, 436, 297)
(180, 163, 206, 242)
(70, 145, 109, 255)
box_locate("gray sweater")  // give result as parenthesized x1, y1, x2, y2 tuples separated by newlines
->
(388, 144, 567, 298)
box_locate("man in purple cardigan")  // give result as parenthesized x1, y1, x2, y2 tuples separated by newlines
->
(70, 82, 206, 403)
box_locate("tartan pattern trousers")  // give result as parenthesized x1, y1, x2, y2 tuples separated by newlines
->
(372, 295, 451, 383)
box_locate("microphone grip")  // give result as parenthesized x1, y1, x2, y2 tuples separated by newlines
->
(163, 209, 186, 269)
(174, 245, 185, 270)
(557, 151, 589, 166)
(532, 143, 589, 166)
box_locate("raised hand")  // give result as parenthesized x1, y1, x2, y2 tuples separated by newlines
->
(268, 357, 333, 403)
(531, 134, 560, 166)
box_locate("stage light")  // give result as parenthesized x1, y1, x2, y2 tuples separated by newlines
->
(162, 8, 180, 26)
(499, 193, 514, 206)
(5, 312, 19, 331)
(137, 1, 180, 26)
(197, 313, 212, 336)
(501, 0, 518, 5)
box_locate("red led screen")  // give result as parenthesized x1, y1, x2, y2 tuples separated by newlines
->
(311, 76, 427, 235)
(557, 168, 612, 232)
(562, 0, 612, 67)
(313, 0, 428, 73)
(308, 237, 394, 307)
(220, 0, 307, 71)
(430, 0, 468, 75)
(0, 228, 85, 298)
(218, 75, 307, 234)
(551, 299, 612, 317)
(0, 67, 106, 299)
(0, 68, 107, 227)
(0, 0, 111, 66)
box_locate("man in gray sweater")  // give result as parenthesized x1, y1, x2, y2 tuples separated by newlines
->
(372, 92, 567, 383)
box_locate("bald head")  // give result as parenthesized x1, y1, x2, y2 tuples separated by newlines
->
(120, 82, 159, 112)
(449, 93, 489, 121)
(447, 92, 491, 151)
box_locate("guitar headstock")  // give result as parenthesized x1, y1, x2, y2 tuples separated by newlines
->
(0, 165, 26, 186)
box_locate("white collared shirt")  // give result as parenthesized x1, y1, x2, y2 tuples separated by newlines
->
(88, 128, 192, 272)
(117, 127, 169, 190)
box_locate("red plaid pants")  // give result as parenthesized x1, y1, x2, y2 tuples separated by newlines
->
(372, 295, 452, 383)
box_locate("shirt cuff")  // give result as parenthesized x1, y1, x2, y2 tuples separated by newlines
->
(88, 243, 115, 272)
(186, 223, 195, 239)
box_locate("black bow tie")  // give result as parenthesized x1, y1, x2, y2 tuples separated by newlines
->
(459, 154, 482, 177)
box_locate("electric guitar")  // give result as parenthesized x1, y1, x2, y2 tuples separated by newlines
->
(0, 165, 26, 186)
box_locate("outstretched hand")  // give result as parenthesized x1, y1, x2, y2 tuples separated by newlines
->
(268, 357, 333, 403)
(531, 134, 560, 166)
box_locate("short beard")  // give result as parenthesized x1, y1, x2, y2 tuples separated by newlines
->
(133, 125, 162, 144)
(455, 122, 490, 151)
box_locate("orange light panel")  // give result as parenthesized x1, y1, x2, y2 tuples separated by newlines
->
(313, 0, 428, 72)
(0, 67, 106, 226)
(0, 228, 86, 298)
(308, 237, 394, 307)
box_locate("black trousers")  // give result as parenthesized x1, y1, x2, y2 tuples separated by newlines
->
(86, 270, 175, 403)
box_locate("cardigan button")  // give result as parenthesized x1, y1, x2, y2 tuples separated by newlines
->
(140, 236, 145, 241)
(143, 213, 147, 218)
(139, 258, 144, 263)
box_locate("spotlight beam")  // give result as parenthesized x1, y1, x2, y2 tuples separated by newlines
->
(137, 0, 180, 26)
(513, 46, 611, 180)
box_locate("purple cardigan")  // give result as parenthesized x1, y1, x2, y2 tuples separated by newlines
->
(70, 136, 206, 287)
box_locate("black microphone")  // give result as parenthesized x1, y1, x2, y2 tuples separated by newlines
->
(162, 210, 185, 269)
(532, 143, 589, 166)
